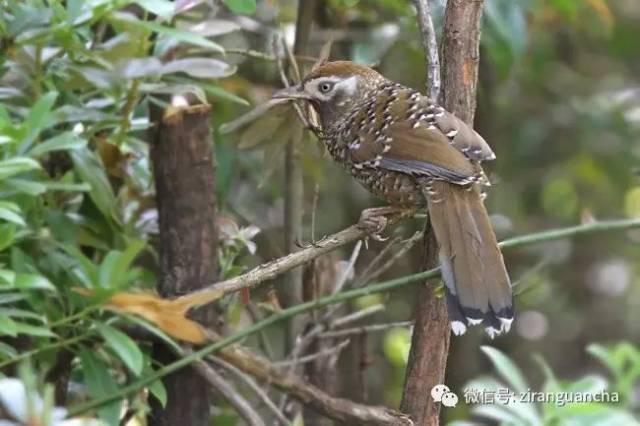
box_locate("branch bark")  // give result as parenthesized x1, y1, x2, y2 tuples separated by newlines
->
(402, 1, 486, 425)
(412, 0, 441, 101)
(148, 102, 219, 426)
(281, 0, 318, 350)
(68, 216, 640, 418)
(218, 345, 413, 426)
(197, 209, 416, 296)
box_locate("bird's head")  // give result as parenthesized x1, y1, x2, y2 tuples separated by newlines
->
(273, 61, 386, 127)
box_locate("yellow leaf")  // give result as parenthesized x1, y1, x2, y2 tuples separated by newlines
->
(74, 288, 223, 344)
(585, 0, 614, 28)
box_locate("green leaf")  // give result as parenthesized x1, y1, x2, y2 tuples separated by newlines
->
(480, 346, 529, 393)
(13, 322, 57, 338)
(0, 224, 16, 252)
(0, 202, 26, 226)
(201, 84, 249, 105)
(0, 307, 45, 322)
(0, 314, 18, 337)
(118, 57, 163, 79)
(113, 240, 145, 287)
(98, 324, 144, 375)
(565, 375, 608, 394)
(148, 376, 167, 408)
(161, 58, 236, 78)
(0, 157, 42, 180)
(15, 273, 56, 291)
(222, 0, 256, 14)
(43, 181, 91, 192)
(184, 19, 240, 37)
(97, 241, 144, 289)
(28, 132, 87, 157)
(80, 349, 122, 425)
(98, 251, 122, 288)
(3, 178, 47, 196)
(19, 92, 58, 153)
(64, 245, 99, 287)
(473, 405, 524, 424)
(0, 341, 17, 358)
(0, 269, 56, 291)
(70, 147, 120, 224)
(0, 293, 25, 305)
(134, 0, 175, 19)
(115, 14, 224, 52)
(124, 314, 182, 353)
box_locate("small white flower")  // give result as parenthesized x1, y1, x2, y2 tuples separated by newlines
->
(0, 378, 105, 426)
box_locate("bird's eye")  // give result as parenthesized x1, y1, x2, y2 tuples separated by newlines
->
(318, 82, 334, 93)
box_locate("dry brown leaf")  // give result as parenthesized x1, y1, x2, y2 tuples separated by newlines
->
(74, 288, 224, 344)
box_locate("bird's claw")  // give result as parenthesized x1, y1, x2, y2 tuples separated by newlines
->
(357, 208, 390, 241)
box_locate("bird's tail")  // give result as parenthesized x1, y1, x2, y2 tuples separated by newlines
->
(425, 180, 513, 337)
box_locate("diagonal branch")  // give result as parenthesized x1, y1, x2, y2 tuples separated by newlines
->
(196, 210, 417, 296)
(218, 345, 414, 426)
(69, 218, 640, 420)
(190, 355, 266, 426)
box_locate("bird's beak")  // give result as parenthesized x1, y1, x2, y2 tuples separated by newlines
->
(272, 85, 312, 100)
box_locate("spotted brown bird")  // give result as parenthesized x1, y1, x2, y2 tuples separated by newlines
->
(274, 61, 513, 337)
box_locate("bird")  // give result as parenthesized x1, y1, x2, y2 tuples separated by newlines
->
(273, 60, 513, 338)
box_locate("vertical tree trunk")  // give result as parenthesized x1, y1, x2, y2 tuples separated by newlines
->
(282, 0, 317, 350)
(401, 1, 486, 425)
(401, 229, 450, 426)
(148, 102, 219, 426)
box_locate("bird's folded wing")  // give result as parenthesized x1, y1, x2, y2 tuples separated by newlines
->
(345, 88, 493, 183)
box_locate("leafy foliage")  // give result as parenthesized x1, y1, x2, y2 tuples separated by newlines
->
(0, 0, 242, 423)
(455, 344, 640, 426)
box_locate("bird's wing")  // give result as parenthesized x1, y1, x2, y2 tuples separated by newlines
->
(343, 86, 493, 184)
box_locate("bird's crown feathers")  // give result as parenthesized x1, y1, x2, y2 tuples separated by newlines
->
(303, 61, 382, 83)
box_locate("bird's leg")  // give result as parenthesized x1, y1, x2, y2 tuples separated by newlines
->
(357, 206, 406, 241)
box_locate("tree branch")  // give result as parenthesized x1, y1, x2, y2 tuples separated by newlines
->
(189, 355, 266, 426)
(412, 0, 441, 100)
(209, 357, 291, 425)
(218, 345, 413, 426)
(401, 1, 448, 424)
(68, 217, 640, 418)
(196, 210, 416, 296)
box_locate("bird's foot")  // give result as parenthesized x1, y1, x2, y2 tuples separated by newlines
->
(357, 206, 405, 241)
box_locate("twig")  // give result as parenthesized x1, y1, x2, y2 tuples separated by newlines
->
(273, 35, 314, 132)
(285, 303, 382, 373)
(355, 236, 402, 286)
(273, 339, 351, 367)
(190, 356, 265, 426)
(330, 304, 385, 329)
(225, 47, 317, 63)
(198, 209, 416, 296)
(219, 98, 290, 134)
(402, 1, 483, 423)
(331, 240, 362, 295)
(209, 356, 291, 426)
(499, 218, 640, 249)
(412, 0, 441, 100)
(310, 183, 320, 243)
(319, 321, 413, 339)
(218, 345, 413, 426)
(68, 218, 640, 417)
(357, 231, 423, 287)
